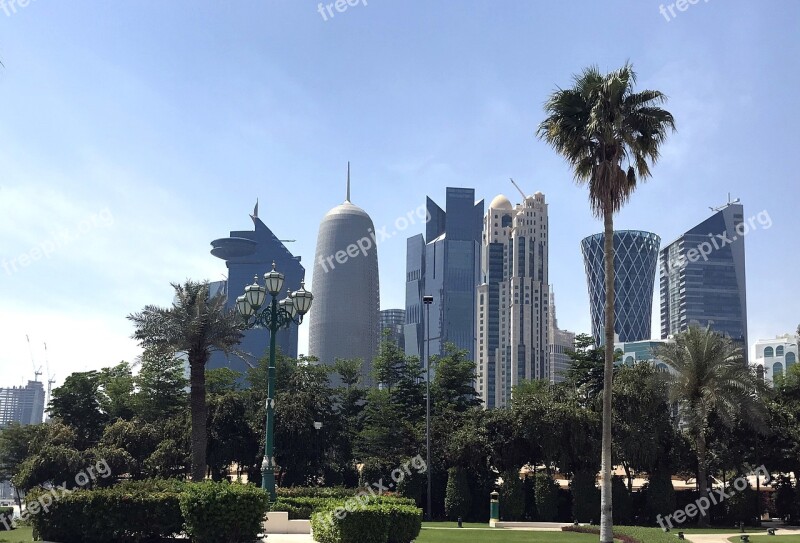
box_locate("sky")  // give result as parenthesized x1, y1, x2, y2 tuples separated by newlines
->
(1, 0, 798, 389)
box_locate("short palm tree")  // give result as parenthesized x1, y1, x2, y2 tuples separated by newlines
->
(538, 63, 675, 542)
(128, 281, 244, 481)
(657, 326, 767, 526)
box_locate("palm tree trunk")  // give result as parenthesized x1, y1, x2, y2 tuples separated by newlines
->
(600, 207, 615, 543)
(190, 355, 208, 482)
(697, 428, 709, 527)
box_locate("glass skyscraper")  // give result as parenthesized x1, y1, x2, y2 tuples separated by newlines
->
(209, 207, 305, 372)
(660, 203, 748, 361)
(380, 309, 406, 350)
(404, 188, 483, 367)
(0, 380, 45, 427)
(581, 230, 661, 344)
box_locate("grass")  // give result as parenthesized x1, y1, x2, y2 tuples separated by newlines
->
(0, 526, 33, 543)
(679, 526, 768, 534)
(417, 528, 597, 542)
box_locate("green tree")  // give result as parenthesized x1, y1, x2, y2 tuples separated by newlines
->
(656, 326, 767, 526)
(134, 348, 188, 422)
(373, 330, 407, 390)
(539, 63, 675, 542)
(444, 467, 471, 520)
(49, 371, 108, 449)
(98, 362, 136, 421)
(128, 280, 244, 481)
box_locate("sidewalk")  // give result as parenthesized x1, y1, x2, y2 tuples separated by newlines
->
(686, 526, 800, 543)
(264, 535, 315, 543)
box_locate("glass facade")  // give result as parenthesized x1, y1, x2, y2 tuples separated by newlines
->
(404, 188, 483, 368)
(380, 309, 406, 350)
(0, 380, 45, 427)
(660, 204, 748, 362)
(581, 230, 661, 344)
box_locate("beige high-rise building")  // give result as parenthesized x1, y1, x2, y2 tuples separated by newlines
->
(548, 286, 576, 384)
(476, 191, 549, 409)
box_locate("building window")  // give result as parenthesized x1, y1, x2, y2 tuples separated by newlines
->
(773, 362, 784, 378)
(764, 347, 774, 358)
(786, 352, 797, 367)
(776, 346, 785, 357)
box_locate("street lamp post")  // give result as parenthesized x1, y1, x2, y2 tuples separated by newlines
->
(423, 294, 433, 521)
(237, 262, 313, 501)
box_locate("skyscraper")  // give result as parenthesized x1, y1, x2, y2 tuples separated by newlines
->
(581, 230, 661, 345)
(309, 166, 380, 386)
(660, 203, 748, 361)
(548, 286, 575, 384)
(210, 205, 305, 372)
(380, 309, 406, 350)
(404, 188, 483, 367)
(476, 192, 549, 408)
(0, 380, 45, 427)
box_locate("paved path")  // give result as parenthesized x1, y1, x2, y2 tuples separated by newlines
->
(686, 526, 800, 543)
(264, 535, 315, 543)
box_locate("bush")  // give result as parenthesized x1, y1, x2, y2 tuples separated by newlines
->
(273, 495, 414, 520)
(612, 475, 632, 525)
(0, 507, 13, 531)
(775, 476, 797, 522)
(311, 503, 421, 543)
(533, 472, 559, 521)
(277, 486, 358, 499)
(180, 480, 269, 543)
(444, 467, 471, 521)
(723, 481, 759, 525)
(499, 470, 525, 521)
(570, 470, 600, 523)
(30, 479, 185, 543)
(643, 470, 676, 525)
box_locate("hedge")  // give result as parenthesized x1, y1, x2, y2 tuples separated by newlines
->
(311, 503, 422, 543)
(277, 486, 359, 499)
(180, 481, 269, 543)
(0, 507, 13, 531)
(533, 472, 559, 521)
(29, 479, 268, 543)
(444, 467, 471, 520)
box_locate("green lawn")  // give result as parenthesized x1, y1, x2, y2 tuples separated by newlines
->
(417, 527, 597, 542)
(679, 526, 767, 534)
(727, 536, 800, 543)
(0, 526, 32, 543)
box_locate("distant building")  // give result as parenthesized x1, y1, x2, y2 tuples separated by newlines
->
(753, 335, 798, 383)
(0, 380, 45, 427)
(581, 230, 661, 345)
(548, 287, 575, 384)
(660, 203, 749, 362)
(209, 205, 305, 372)
(380, 309, 406, 350)
(615, 340, 669, 371)
(404, 188, 483, 369)
(309, 166, 380, 386)
(476, 192, 549, 408)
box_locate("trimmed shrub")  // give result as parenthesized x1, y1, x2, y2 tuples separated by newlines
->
(775, 476, 797, 522)
(723, 481, 759, 525)
(533, 472, 559, 521)
(612, 475, 633, 525)
(570, 470, 600, 523)
(277, 486, 358, 499)
(643, 469, 676, 525)
(311, 502, 421, 543)
(444, 467, 471, 521)
(499, 470, 525, 521)
(180, 480, 269, 543)
(0, 507, 13, 531)
(30, 479, 185, 543)
(274, 495, 414, 520)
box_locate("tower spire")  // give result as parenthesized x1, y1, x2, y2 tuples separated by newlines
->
(346, 162, 351, 202)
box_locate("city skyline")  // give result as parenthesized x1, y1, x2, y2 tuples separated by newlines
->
(1, 1, 798, 386)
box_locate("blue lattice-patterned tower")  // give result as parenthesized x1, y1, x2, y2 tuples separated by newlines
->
(580, 230, 661, 345)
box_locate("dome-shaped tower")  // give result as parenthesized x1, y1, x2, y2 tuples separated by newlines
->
(308, 164, 380, 385)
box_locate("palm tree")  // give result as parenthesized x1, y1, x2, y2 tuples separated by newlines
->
(538, 63, 675, 542)
(128, 281, 243, 481)
(657, 326, 767, 527)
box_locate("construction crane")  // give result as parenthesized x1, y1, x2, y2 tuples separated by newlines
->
(44, 342, 56, 414)
(509, 178, 528, 201)
(26, 334, 42, 382)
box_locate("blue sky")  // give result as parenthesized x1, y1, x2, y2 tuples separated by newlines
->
(1, 0, 797, 387)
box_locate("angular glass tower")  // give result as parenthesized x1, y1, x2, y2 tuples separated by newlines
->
(210, 206, 305, 372)
(404, 188, 483, 367)
(309, 167, 380, 386)
(581, 230, 661, 345)
(660, 203, 748, 362)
